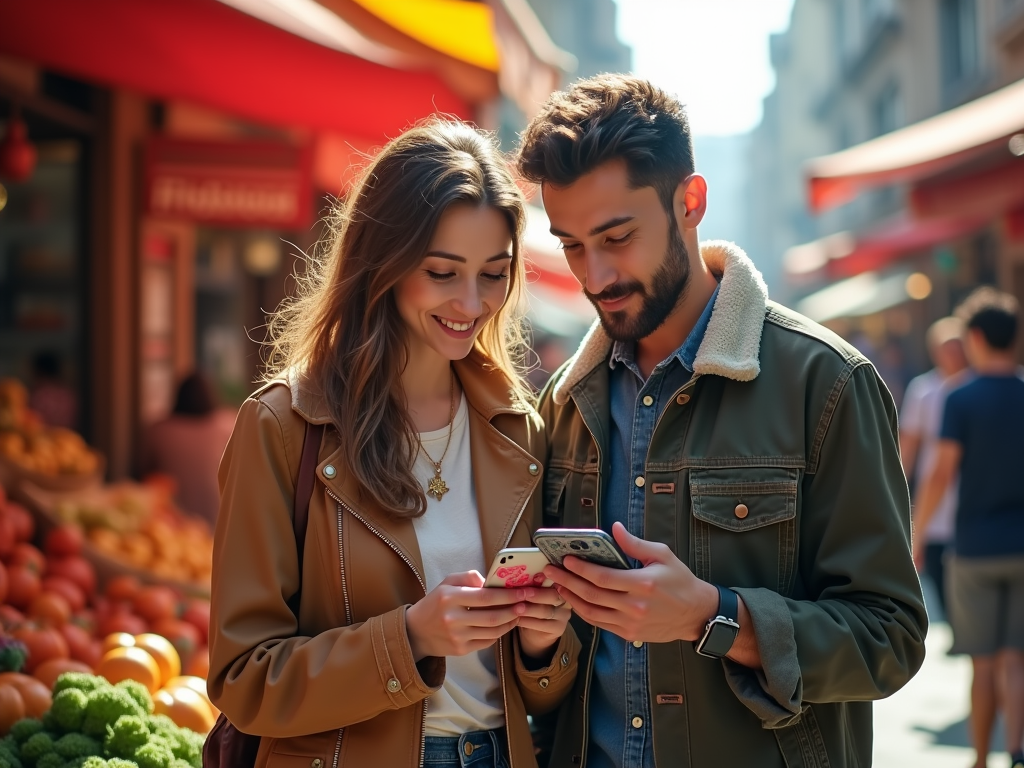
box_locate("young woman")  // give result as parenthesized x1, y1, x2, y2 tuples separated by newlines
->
(208, 120, 579, 768)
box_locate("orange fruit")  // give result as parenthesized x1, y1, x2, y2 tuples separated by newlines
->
(96, 646, 161, 693)
(153, 686, 216, 734)
(100, 632, 136, 656)
(133, 633, 180, 688)
(163, 675, 218, 716)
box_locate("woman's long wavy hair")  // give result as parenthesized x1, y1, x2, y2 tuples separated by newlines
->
(264, 120, 530, 518)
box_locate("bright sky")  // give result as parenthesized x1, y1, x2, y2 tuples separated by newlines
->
(614, 0, 796, 136)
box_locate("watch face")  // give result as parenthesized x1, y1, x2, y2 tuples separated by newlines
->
(698, 619, 739, 658)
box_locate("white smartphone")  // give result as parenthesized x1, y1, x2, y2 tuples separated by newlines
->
(484, 547, 554, 588)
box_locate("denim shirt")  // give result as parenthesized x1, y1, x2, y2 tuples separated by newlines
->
(588, 286, 718, 768)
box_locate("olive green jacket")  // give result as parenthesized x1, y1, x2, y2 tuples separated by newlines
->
(537, 242, 927, 768)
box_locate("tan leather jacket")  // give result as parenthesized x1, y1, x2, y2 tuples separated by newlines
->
(209, 351, 580, 768)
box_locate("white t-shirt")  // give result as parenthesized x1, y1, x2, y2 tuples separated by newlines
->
(900, 369, 969, 542)
(411, 395, 504, 737)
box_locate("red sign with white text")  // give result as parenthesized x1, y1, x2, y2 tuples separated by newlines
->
(144, 138, 313, 229)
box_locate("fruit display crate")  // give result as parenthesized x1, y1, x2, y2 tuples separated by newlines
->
(15, 481, 211, 600)
(0, 450, 105, 495)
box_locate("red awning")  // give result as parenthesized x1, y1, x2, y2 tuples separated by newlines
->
(910, 156, 1024, 220)
(806, 78, 1024, 212)
(827, 215, 986, 278)
(0, 0, 470, 142)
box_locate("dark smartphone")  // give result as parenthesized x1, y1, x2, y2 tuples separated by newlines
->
(533, 528, 632, 570)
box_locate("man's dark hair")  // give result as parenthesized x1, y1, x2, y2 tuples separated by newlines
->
(173, 372, 217, 416)
(955, 287, 1019, 350)
(516, 74, 694, 213)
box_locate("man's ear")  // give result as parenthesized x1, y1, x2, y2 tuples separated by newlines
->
(673, 174, 707, 231)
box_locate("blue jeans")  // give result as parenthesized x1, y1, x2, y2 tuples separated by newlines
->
(422, 727, 510, 768)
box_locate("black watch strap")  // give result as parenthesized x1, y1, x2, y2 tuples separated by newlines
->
(716, 584, 738, 622)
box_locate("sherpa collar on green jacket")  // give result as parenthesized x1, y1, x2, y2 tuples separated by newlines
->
(552, 240, 770, 405)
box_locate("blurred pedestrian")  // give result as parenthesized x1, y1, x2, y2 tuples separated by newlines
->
(517, 73, 926, 768)
(914, 287, 1024, 768)
(143, 372, 235, 526)
(27, 350, 77, 430)
(208, 120, 578, 768)
(900, 316, 970, 617)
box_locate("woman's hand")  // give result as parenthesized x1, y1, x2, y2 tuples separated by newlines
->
(515, 588, 572, 662)
(406, 570, 528, 661)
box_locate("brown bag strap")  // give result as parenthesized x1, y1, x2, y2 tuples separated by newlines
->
(287, 422, 326, 617)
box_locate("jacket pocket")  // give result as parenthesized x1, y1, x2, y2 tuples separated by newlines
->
(689, 467, 799, 593)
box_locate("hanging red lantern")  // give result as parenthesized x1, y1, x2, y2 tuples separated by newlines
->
(0, 114, 37, 182)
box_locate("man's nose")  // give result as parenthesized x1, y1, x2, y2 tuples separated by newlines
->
(582, 250, 617, 297)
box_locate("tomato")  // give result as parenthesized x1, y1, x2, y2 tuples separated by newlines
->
(105, 574, 142, 602)
(33, 658, 93, 688)
(9, 544, 46, 575)
(44, 524, 84, 558)
(180, 599, 210, 644)
(183, 645, 209, 679)
(4, 502, 34, 543)
(70, 608, 96, 636)
(0, 684, 26, 735)
(45, 556, 96, 596)
(41, 576, 86, 612)
(5, 565, 41, 610)
(0, 673, 52, 718)
(0, 605, 24, 630)
(0, 561, 7, 605)
(97, 610, 147, 638)
(12, 624, 69, 673)
(133, 585, 180, 624)
(0, 515, 15, 560)
(29, 592, 71, 627)
(150, 619, 201, 665)
(59, 622, 99, 666)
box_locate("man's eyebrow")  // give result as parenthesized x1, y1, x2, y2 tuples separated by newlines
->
(424, 251, 511, 263)
(550, 216, 635, 239)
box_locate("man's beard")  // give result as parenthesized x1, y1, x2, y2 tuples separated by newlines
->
(584, 222, 690, 343)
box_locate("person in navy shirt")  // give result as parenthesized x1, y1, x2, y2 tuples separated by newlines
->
(915, 287, 1024, 768)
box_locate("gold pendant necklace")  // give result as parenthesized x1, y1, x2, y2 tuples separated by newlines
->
(419, 369, 455, 501)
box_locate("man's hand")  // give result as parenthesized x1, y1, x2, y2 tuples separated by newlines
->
(542, 522, 718, 643)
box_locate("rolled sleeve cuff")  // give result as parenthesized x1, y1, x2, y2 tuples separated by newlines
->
(370, 605, 445, 708)
(723, 587, 804, 729)
(512, 628, 580, 714)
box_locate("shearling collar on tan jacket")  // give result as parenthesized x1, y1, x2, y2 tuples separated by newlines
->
(209, 349, 580, 768)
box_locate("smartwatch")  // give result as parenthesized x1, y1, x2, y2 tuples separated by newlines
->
(694, 585, 740, 659)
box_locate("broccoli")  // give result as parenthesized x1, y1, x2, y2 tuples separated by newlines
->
(113, 681, 153, 715)
(82, 688, 145, 739)
(8, 720, 43, 745)
(34, 754, 64, 768)
(19, 732, 56, 764)
(133, 741, 175, 768)
(168, 730, 202, 768)
(170, 761, 193, 768)
(102, 716, 149, 759)
(107, 760, 137, 768)
(0, 638, 28, 674)
(54, 734, 101, 761)
(81, 758, 109, 768)
(49, 689, 90, 734)
(0, 741, 21, 768)
(52, 674, 108, 698)
(143, 716, 176, 739)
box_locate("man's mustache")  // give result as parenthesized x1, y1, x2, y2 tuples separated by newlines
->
(584, 281, 645, 304)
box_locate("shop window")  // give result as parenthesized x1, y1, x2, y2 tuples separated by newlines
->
(940, 0, 980, 88)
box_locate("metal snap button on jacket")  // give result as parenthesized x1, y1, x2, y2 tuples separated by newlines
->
(539, 677, 550, 689)
(529, 463, 539, 475)
(386, 678, 401, 693)
(311, 760, 322, 768)
(734, 503, 749, 519)
(635, 476, 645, 487)
(676, 393, 691, 405)
(633, 640, 643, 648)
(464, 743, 475, 757)
(642, 395, 654, 406)
(323, 464, 337, 479)
(561, 652, 570, 667)
(632, 716, 643, 728)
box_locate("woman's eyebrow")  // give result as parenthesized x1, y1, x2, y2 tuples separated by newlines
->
(424, 251, 512, 263)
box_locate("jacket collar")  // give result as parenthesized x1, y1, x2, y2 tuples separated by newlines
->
(552, 240, 769, 405)
(287, 346, 534, 425)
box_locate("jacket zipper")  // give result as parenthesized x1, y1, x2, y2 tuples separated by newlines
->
(569, 392, 604, 768)
(328, 496, 353, 768)
(325, 487, 429, 767)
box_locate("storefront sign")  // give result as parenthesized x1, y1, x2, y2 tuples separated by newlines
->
(144, 138, 312, 229)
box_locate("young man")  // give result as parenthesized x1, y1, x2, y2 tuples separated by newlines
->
(899, 316, 970, 616)
(518, 74, 927, 768)
(915, 288, 1024, 768)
